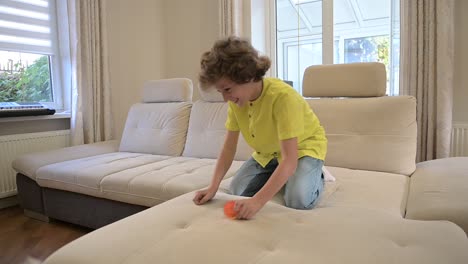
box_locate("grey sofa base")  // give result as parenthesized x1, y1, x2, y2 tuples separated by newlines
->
(24, 208, 50, 222)
(16, 173, 45, 214)
(16, 173, 148, 229)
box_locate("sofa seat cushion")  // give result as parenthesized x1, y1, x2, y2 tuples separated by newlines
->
(36, 152, 244, 207)
(43, 192, 468, 264)
(99, 157, 244, 206)
(13, 140, 119, 180)
(220, 166, 409, 217)
(36, 152, 168, 199)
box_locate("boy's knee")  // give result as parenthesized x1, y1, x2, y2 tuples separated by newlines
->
(284, 192, 315, 210)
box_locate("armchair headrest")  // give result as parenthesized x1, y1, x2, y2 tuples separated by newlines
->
(142, 78, 193, 103)
(302, 62, 387, 97)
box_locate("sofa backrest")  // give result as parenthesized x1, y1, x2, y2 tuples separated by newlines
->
(303, 63, 417, 176)
(119, 78, 193, 156)
(182, 88, 252, 161)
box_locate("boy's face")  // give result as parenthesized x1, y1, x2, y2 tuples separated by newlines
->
(214, 78, 255, 107)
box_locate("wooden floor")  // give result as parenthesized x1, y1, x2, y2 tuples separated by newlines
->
(0, 206, 90, 264)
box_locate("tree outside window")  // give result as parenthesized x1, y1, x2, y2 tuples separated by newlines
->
(0, 52, 52, 102)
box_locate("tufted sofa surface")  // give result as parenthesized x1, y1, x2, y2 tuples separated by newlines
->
(43, 192, 468, 264)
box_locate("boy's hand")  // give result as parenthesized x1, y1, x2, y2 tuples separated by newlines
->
(234, 198, 264, 220)
(193, 188, 216, 205)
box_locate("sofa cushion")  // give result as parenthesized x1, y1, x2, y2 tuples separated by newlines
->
(119, 102, 191, 156)
(36, 152, 244, 207)
(220, 166, 409, 217)
(100, 156, 244, 206)
(12, 140, 119, 180)
(36, 152, 165, 199)
(308, 96, 417, 176)
(43, 192, 468, 264)
(314, 167, 409, 216)
(406, 157, 468, 234)
(182, 100, 252, 161)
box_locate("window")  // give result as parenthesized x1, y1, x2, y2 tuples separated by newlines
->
(275, 0, 400, 95)
(0, 0, 63, 109)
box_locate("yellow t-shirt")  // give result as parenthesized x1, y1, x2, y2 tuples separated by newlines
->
(225, 78, 327, 167)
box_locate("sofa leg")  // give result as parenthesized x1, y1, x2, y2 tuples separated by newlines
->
(24, 209, 50, 222)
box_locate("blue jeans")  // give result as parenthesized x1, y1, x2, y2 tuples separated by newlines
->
(229, 156, 324, 209)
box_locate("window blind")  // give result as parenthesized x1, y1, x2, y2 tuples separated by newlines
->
(0, 0, 55, 54)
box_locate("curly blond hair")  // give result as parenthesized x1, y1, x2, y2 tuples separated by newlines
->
(199, 36, 271, 90)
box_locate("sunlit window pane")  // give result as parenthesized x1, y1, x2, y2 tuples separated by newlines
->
(276, 0, 323, 93)
(276, 0, 399, 95)
(0, 51, 53, 102)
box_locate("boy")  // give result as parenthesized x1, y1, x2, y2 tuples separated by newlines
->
(193, 37, 327, 220)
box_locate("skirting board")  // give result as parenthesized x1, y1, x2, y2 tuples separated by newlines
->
(0, 195, 18, 209)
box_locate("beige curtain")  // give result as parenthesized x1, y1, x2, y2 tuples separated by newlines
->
(400, 0, 455, 162)
(68, 0, 113, 145)
(219, 0, 243, 37)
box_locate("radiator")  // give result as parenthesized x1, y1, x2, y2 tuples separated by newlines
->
(451, 123, 468, 157)
(0, 130, 70, 198)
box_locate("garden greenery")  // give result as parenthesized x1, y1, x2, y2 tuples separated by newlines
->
(0, 56, 52, 102)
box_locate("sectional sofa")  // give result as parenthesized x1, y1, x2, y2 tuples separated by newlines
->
(13, 63, 468, 263)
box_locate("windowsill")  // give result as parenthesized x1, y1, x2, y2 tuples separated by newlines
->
(0, 112, 71, 123)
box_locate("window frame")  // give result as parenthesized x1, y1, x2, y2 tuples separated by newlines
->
(45, 0, 64, 110)
(269, 0, 400, 95)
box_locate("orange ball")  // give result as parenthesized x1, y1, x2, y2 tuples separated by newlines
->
(224, 200, 237, 219)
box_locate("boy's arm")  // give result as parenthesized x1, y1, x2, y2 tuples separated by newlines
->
(208, 130, 240, 191)
(193, 130, 239, 205)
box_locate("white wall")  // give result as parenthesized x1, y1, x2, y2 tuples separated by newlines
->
(106, 0, 219, 138)
(163, 0, 220, 101)
(106, 0, 166, 139)
(454, 0, 468, 123)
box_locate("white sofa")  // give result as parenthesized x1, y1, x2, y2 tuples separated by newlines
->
(13, 63, 468, 263)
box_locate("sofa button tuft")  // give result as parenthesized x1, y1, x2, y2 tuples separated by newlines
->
(266, 244, 276, 251)
(392, 240, 407, 248)
(177, 222, 190, 229)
